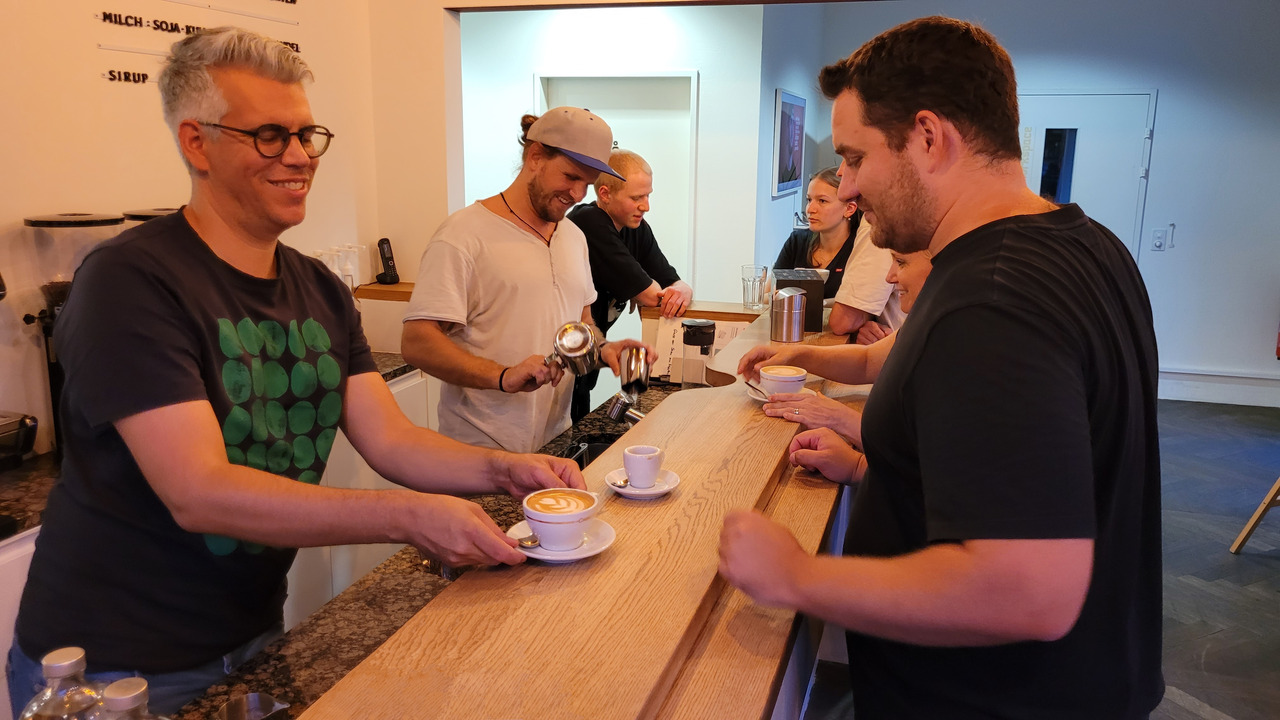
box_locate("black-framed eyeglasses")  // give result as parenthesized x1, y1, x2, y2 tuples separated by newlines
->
(199, 122, 334, 159)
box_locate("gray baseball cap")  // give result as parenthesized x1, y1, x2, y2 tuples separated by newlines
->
(528, 107, 625, 180)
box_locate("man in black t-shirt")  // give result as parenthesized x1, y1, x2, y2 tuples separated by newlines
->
(8, 28, 583, 717)
(567, 150, 693, 420)
(719, 17, 1163, 720)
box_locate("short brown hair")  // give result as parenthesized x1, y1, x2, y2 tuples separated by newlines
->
(818, 16, 1021, 161)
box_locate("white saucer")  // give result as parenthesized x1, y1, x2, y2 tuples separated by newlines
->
(747, 385, 817, 403)
(605, 467, 680, 499)
(508, 518, 615, 564)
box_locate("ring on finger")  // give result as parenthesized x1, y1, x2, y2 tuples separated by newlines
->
(793, 408, 801, 415)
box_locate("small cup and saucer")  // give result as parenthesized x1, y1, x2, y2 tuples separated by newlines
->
(746, 384, 817, 403)
(606, 467, 680, 499)
(516, 487, 615, 564)
(747, 365, 816, 403)
(507, 519, 615, 564)
(607, 445, 680, 499)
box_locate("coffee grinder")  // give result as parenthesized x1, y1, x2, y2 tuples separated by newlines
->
(22, 213, 125, 454)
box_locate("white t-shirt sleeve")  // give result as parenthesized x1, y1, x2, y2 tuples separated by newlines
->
(833, 221, 895, 315)
(403, 237, 473, 328)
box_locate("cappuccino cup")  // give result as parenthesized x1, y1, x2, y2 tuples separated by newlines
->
(759, 365, 808, 396)
(622, 445, 665, 489)
(522, 488, 600, 552)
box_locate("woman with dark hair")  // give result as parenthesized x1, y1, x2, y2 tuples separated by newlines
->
(772, 166, 861, 299)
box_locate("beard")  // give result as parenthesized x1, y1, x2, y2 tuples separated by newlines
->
(867, 157, 937, 254)
(527, 174, 573, 223)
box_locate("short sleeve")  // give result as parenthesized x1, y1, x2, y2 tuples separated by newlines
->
(576, 212, 651, 303)
(909, 304, 1096, 542)
(773, 231, 806, 270)
(404, 238, 474, 328)
(632, 224, 680, 288)
(55, 248, 206, 427)
(833, 222, 894, 314)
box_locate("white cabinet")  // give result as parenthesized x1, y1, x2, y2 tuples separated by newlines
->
(283, 370, 428, 629)
(1, 527, 40, 720)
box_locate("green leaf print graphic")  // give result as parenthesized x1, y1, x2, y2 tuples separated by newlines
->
(222, 406, 251, 445)
(214, 315, 341, 555)
(237, 318, 264, 355)
(288, 320, 305, 359)
(260, 320, 286, 359)
(222, 360, 251, 404)
(291, 362, 317, 397)
(218, 318, 243, 358)
(317, 353, 341, 390)
(302, 318, 331, 352)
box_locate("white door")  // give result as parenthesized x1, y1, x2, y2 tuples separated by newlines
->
(542, 75, 698, 409)
(1018, 92, 1155, 257)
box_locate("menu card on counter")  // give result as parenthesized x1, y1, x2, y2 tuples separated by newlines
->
(651, 318, 748, 382)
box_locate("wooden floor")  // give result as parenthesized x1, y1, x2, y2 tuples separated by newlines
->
(803, 399, 1280, 720)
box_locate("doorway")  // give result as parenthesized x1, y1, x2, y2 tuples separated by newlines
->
(1018, 92, 1157, 258)
(538, 74, 699, 409)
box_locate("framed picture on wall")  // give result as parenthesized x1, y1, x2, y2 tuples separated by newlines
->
(771, 89, 806, 197)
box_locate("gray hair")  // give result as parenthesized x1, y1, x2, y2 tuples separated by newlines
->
(158, 27, 312, 139)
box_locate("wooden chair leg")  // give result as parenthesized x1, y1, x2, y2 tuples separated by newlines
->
(1230, 475, 1280, 554)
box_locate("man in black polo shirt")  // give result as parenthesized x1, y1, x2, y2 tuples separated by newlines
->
(720, 16, 1163, 719)
(567, 150, 693, 420)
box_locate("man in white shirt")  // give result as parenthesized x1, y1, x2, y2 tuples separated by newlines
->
(828, 219, 904, 343)
(402, 108, 651, 453)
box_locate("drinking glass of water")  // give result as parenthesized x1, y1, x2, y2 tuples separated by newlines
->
(742, 264, 768, 311)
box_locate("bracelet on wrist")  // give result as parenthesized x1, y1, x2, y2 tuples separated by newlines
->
(498, 366, 510, 393)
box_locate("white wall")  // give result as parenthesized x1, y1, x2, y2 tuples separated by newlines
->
(459, 6, 764, 303)
(810, 0, 1279, 402)
(0, 1, 381, 452)
(755, 3, 837, 267)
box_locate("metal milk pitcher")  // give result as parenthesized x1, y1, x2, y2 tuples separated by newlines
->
(546, 321, 604, 375)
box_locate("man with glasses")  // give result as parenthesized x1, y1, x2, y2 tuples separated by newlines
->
(8, 27, 583, 716)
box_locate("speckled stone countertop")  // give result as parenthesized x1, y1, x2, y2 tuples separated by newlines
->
(170, 367, 679, 719)
(0, 453, 58, 540)
(0, 352, 413, 542)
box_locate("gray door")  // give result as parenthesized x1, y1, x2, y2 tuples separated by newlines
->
(1018, 92, 1156, 258)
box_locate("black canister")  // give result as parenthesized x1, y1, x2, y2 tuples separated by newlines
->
(680, 318, 716, 389)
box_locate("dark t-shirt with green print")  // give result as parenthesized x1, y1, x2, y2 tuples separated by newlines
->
(17, 210, 377, 673)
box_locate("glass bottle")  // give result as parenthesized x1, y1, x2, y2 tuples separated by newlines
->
(86, 677, 169, 720)
(19, 646, 101, 720)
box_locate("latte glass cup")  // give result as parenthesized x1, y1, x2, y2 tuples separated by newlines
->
(522, 488, 600, 552)
(759, 364, 808, 395)
(622, 445, 665, 489)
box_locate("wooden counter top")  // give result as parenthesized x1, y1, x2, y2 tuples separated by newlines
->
(639, 300, 763, 323)
(298, 315, 851, 719)
(352, 281, 414, 302)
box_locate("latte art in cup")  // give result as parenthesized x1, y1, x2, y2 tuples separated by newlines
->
(525, 489, 595, 515)
(522, 488, 600, 552)
(761, 365, 806, 377)
(759, 365, 808, 396)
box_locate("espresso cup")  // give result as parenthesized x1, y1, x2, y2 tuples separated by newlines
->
(522, 488, 600, 552)
(622, 445, 665, 489)
(759, 364, 808, 396)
